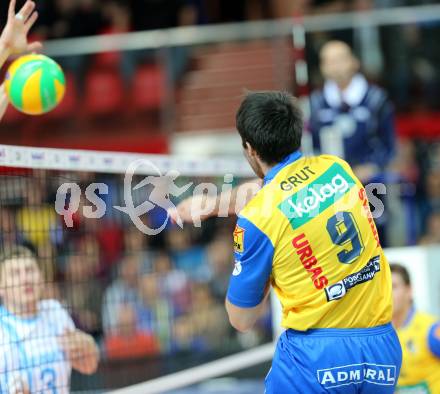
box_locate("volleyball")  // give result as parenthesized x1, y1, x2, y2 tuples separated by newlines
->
(5, 54, 65, 115)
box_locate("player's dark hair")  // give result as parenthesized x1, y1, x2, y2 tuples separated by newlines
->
(0, 245, 36, 266)
(236, 91, 303, 165)
(390, 263, 411, 286)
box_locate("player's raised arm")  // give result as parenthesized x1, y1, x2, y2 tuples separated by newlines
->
(0, 84, 8, 122)
(170, 179, 262, 224)
(0, 0, 42, 68)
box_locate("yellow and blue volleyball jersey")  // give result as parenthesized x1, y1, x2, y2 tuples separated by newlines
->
(396, 309, 440, 393)
(227, 151, 392, 330)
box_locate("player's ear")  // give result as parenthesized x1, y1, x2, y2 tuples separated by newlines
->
(244, 142, 257, 158)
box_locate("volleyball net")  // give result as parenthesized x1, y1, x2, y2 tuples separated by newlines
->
(0, 143, 277, 393)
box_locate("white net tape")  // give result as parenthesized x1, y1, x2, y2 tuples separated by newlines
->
(0, 144, 254, 177)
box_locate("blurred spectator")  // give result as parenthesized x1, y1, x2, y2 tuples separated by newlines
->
(309, 40, 396, 180)
(37, 241, 58, 284)
(123, 226, 155, 267)
(153, 252, 190, 314)
(418, 212, 440, 245)
(95, 218, 124, 275)
(209, 0, 272, 22)
(63, 236, 103, 334)
(92, 1, 131, 71)
(0, 207, 24, 248)
(124, 225, 147, 251)
(165, 226, 212, 282)
(389, 140, 419, 183)
(130, 0, 197, 31)
(207, 234, 234, 299)
(385, 140, 419, 245)
(172, 283, 229, 352)
(102, 1, 131, 35)
(105, 304, 160, 360)
(119, 0, 200, 86)
(102, 253, 143, 335)
(308, 40, 397, 245)
(35, 0, 105, 91)
(16, 180, 60, 249)
(36, 0, 104, 39)
(137, 273, 174, 351)
(426, 168, 440, 208)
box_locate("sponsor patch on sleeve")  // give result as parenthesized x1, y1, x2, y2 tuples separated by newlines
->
(233, 225, 245, 253)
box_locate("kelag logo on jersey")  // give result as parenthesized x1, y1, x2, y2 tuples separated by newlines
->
(278, 163, 356, 228)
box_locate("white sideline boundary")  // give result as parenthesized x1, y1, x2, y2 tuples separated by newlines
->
(110, 342, 275, 394)
(0, 144, 253, 177)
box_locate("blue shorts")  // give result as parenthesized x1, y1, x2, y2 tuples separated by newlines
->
(265, 323, 402, 394)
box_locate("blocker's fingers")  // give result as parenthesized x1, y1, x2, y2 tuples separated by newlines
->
(8, 0, 17, 19)
(17, 1, 35, 22)
(0, 95, 8, 121)
(24, 11, 38, 33)
(27, 41, 43, 53)
(0, 84, 8, 103)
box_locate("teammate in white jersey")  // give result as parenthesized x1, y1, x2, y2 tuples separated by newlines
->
(0, 246, 99, 394)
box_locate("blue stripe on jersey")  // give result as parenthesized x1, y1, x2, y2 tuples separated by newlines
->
(227, 217, 274, 308)
(0, 317, 34, 392)
(428, 322, 440, 358)
(0, 305, 38, 324)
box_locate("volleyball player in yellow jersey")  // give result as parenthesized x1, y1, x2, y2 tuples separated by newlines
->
(173, 91, 402, 393)
(391, 264, 440, 393)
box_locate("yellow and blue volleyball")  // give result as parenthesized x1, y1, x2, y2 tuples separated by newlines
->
(5, 54, 65, 115)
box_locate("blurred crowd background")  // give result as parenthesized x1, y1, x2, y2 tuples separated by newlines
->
(0, 0, 439, 390)
(0, 172, 272, 389)
(0, 0, 438, 38)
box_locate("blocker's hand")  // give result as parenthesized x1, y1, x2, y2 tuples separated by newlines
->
(0, 84, 8, 122)
(0, 0, 42, 56)
(58, 329, 93, 362)
(58, 329, 99, 374)
(169, 194, 219, 225)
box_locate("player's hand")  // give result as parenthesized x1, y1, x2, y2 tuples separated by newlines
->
(0, 84, 8, 122)
(0, 0, 42, 56)
(58, 329, 95, 361)
(169, 193, 219, 225)
(58, 329, 99, 374)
